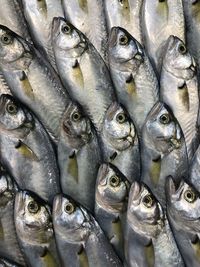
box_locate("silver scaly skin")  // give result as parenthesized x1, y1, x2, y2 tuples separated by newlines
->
(14, 190, 60, 267)
(57, 102, 102, 212)
(0, 94, 60, 204)
(51, 17, 116, 132)
(141, 101, 188, 207)
(21, 0, 64, 70)
(108, 27, 159, 135)
(166, 177, 200, 267)
(141, 0, 185, 74)
(0, 25, 70, 143)
(94, 163, 130, 261)
(125, 181, 184, 267)
(53, 194, 123, 267)
(160, 35, 199, 163)
(62, 0, 108, 62)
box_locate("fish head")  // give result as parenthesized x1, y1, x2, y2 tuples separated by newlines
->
(0, 171, 15, 207)
(143, 102, 183, 155)
(53, 194, 92, 243)
(103, 102, 136, 151)
(96, 163, 130, 212)
(0, 25, 32, 68)
(108, 27, 144, 70)
(52, 17, 87, 57)
(14, 190, 53, 246)
(166, 176, 200, 232)
(127, 181, 164, 238)
(0, 94, 34, 132)
(163, 35, 196, 80)
(61, 102, 92, 149)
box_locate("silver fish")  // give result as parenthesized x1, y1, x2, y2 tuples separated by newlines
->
(57, 102, 102, 212)
(15, 190, 60, 267)
(108, 27, 159, 134)
(160, 35, 199, 162)
(95, 163, 130, 261)
(53, 194, 123, 267)
(62, 0, 108, 62)
(104, 0, 143, 44)
(51, 17, 116, 132)
(141, 0, 185, 73)
(0, 170, 26, 266)
(0, 94, 60, 204)
(125, 181, 184, 267)
(0, 25, 70, 143)
(166, 177, 200, 267)
(101, 102, 140, 183)
(141, 101, 188, 207)
(190, 145, 200, 192)
(21, 0, 64, 70)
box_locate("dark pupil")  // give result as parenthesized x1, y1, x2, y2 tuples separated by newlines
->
(117, 114, 125, 122)
(3, 37, 8, 42)
(187, 192, 192, 199)
(120, 37, 126, 43)
(111, 177, 117, 184)
(63, 26, 70, 33)
(161, 115, 167, 122)
(8, 105, 15, 112)
(144, 196, 151, 204)
(179, 45, 186, 53)
(30, 203, 36, 210)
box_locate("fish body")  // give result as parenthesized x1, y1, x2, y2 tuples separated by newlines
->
(108, 27, 159, 134)
(104, 0, 143, 44)
(0, 94, 60, 204)
(94, 163, 130, 260)
(141, 0, 185, 73)
(62, 0, 108, 62)
(53, 194, 122, 267)
(0, 25, 70, 143)
(100, 102, 140, 183)
(0, 258, 23, 267)
(57, 102, 101, 212)
(125, 181, 184, 267)
(190, 145, 200, 192)
(14, 190, 60, 267)
(0, 170, 26, 266)
(166, 177, 200, 267)
(51, 17, 116, 132)
(21, 0, 64, 69)
(141, 102, 188, 207)
(160, 35, 199, 162)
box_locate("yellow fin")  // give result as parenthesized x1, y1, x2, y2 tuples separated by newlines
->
(78, 0, 88, 12)
(72, 61, 84, 89)
(150, 158, 161, 186)
(67, 153, 79, 183)
(144, 243, 155, 267)
(192, 238, 200, 263)
(19, 72, 35, 100)
(126, 76, 136, 96)
(78, 247, 89, 267)
(178, 84, 189, 111)
(40, 250, 58, 267)
(15, 141, 39, 161)
(37, 0, 47, 15)
(120, 0, 130, 21)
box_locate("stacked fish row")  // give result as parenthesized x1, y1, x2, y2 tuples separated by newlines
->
(0, 0, 199, 266)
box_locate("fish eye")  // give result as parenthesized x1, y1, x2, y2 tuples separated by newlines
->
(6, 102, 18, 115)
(61, 24, 72, 34)
(143, 194, 154, 208)
(109, 175, 121, 187)
(184, 190, 196, 203)
(116, 112, 126, 123)
(64, 202, 75, 214)
(159, 113, 171, 125)
(119, 35, 129, 46)
(72, 111, 82, 122)
(178, 44, 187, 55)
(28, 201, 40, 214)
(1, 33, 12, 45)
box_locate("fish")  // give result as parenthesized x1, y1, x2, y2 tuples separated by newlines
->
(14, 190, 60, 267)
(100, 102, 141, 183)
(141, 0, 185, 74)
(94, 163, 130, 261)
(57, 102, 102, 212)
(160, 35, 199, 163)
(0, 25, 70, 143)
(141, 101, 188, 207)
(0, 94, 60, 204)
(51, 17, 116, 132)
(53, 194, 123, 267)
(108, 27, 159, 134)
(21, 0, 64, 70)
(0, 169, 26, 266)
(166, 176, 200, 267)
(104, 0, 143, 44)
(125, 181, 184, 267)
(62, 0, 108, 62)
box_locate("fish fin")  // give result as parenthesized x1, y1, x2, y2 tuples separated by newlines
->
(67, 151, 79, 183)
(77, 244, 89, 267)
(150, 156, 161, 186)
(144, 241, 155, 267)
(191, 235, 200, 263)
(18, 71, 35, 100)
(125, 74, 136, 95)
(178, 82, 189, 111)
(15, 140, 39, 162)
(71, 60, 84, 89)
(40, 247, 58, 267)
(111, 216, 123, 250)
(78, 0, 88, 12)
